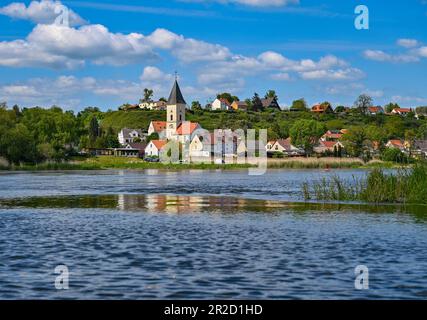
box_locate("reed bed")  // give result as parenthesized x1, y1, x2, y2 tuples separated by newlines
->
(268, 157, 365, 169)
(302, 163, 427, 204)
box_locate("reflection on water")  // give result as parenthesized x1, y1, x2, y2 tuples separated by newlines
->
(1, 194, 427, 219)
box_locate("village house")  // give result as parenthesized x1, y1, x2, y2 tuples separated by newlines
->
(314, 140, 344, 155)
(261, 97, 281, 110)
(139, 100, 167, 110)
(368, 106, 385, 115)
(320, 129, 346, 142)
(118, 128, 145, 145)
(231, 100, 248, 111)
(269, 138, 305, 157)
(311, 104, 334, 114)
(126, 142, 147, 158)
(174, 122, 201, 144)
(386, 139, 406, 151)
(265, 140, 276, 151)
(189, 131, 247, 159)
(145, 140, 167, 157)
(211, 98, 232, 111)
(391, 108, 413, 116)
(148, 121, 167, 139)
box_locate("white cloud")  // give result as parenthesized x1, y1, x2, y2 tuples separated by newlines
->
(418, 46, 427, 57)
(300, 68, 364, 81)
(271, 73, 291, 81)
(140, 66, 173, 82)
(146, 28, 231, 62)
(196, 50, 363, 95)
(363, 39, 427, 63)
(0, 21, 233, 68)
(363, 49, 420, 63)
(397, 38, 419, 48)
(0, 75, 145, 109)
(0, 0, 86, 26)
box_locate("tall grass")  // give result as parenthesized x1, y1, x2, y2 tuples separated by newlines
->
(302, 163, 427, 204)
(0, 157, 254, 171)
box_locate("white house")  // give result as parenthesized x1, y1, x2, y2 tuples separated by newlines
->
(145, 140, 167, 157)
(265, 141, 276, 152)
(391, 108, 413, 116)
(118, 128, 145, 145)
(270, 138, 305, 156)
(139, 100, 167, 110)
(211, 98, 232, 111)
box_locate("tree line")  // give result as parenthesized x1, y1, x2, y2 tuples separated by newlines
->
(0, 104, 118, 165)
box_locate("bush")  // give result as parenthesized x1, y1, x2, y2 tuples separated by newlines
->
(380, 148, 409, 163)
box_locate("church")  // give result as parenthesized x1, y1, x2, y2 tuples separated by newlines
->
(145, 79, 247, 159)
(146, 79, 202, 155)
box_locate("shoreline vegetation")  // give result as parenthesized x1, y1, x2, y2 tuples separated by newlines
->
(0, 156, 400, 171)
(302, 162, 427, 204)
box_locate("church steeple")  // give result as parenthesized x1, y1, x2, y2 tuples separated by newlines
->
(166, 78, 186, 139)
(167, 79, 186, 105)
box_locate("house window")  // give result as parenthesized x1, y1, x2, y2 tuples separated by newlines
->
(170, 115, 173, 121)
(179, 114, 182, 121)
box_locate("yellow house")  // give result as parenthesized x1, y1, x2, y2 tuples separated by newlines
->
(231, 101, 248, 111)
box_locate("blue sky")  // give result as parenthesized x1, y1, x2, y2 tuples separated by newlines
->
(0, 0, 426, 111)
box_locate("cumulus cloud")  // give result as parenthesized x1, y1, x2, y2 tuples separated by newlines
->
(300, 68, 364, 81)
(0, 75, 145, 109)
(271, 72, 291, 81)
(0, 0, 86, 26)
(146, 28, 231, 62)
(397, 38, 419, 48)
(200, 51, 362, 87)
(0, 22, 234, 68)
(364, 39, 427, 63)
(363, 49, 419, 63)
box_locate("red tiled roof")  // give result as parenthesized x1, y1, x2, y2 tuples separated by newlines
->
(275, 138, 292, 150)
(176, 122, 200, 135)
(151, 121, 166, 133)
(368, 106, 383, 113)
(393, 108, 412, 113)
(388, 139, 404, 147)
(151, 140, 167, 150)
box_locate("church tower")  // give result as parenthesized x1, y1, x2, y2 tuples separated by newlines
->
(166, 78, 186, 139)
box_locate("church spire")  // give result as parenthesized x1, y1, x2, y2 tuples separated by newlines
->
(167, 78, 186, 105)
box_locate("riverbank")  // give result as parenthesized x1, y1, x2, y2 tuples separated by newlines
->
(0, 156, 401, 171)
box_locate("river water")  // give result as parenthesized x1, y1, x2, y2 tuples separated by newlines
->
(0, 169, 426, 299)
